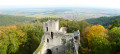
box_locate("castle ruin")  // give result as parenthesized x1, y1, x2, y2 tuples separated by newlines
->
(34, 20, 80, 54)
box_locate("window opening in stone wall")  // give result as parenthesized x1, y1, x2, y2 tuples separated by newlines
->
(47, 39, 49, 43)
(51, 32, 53, 39)
(56, 48, 58, 50)
(46, 27, 48, 31)
(74, 36, 78, 39)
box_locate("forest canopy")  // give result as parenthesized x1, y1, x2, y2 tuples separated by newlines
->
(0, 15, 120, 54)
(85, 16, 120, 28)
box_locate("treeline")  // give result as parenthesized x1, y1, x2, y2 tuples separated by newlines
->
(32, 18, 66, 23)
(35, 18, 91, 33)
(0, 14, 35, 26)
(85, 16, 120, 28)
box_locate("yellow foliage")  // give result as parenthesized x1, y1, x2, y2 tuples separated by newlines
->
(0, 25, 26, 44)
(0, 31, 1, 35)
(0, 26, 17, 33)
(87, 25, 107, 47)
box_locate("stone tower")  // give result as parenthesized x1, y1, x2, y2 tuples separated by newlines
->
(34, 20, 80, 54)
(43, 20, 59, 32)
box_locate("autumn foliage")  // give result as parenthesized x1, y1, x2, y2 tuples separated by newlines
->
(0, 22, 43, 54)
(0, 18, 120, 54)
(0, 26, 26, 54)
(87, 25, 107, 47)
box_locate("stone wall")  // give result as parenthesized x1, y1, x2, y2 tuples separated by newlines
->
(43, 32, 74, 54)
(33, 20, 80, 54)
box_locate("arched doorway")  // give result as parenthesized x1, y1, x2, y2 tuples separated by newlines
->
(46, 49, 52, 54)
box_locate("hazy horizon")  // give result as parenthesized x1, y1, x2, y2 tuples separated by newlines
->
(0, 0, 120, 9)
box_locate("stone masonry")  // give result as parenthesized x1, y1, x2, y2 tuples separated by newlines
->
(34, 20, 80, 54)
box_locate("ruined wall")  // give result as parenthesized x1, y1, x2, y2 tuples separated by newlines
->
(43, 32, 74, 54)
(34, 20, 80, 54)
(73, 30, 80, 54)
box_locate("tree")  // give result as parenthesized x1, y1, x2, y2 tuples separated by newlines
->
(109, 27, 120, 54)
(67, 21, 80, 33)
(16, 23, 43, 54)
(86, 25, 110, 54)
(0, 26, 26, 54)
(79, 20, 91, 32)
(60, 20, 80, 33)
(79, 27, 91, 54)
(93, 36, 111, 54)
(81, 27, 90, 47)
(109, 19, 120, 29)
(87, 25, 107, 47)
(0, 22, 43, 54)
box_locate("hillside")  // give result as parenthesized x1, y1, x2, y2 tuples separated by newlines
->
(85, 16, 120, 28)
(0, 14, 35, 26)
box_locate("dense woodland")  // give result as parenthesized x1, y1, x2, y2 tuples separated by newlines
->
(0, 15, 120, 54)
(85, 16, 120, 28)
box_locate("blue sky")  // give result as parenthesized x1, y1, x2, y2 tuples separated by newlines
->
(0, 0, 120, 9)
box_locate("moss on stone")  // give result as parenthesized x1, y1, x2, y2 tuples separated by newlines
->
(33, 37, 45, 54)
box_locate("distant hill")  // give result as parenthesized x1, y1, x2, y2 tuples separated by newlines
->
(0, 14, 35, 26)
(85, 16, 120, 28)
(1, 14, 120, 28)
(1, 8, 120, 19)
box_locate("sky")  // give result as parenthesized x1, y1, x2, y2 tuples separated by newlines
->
(0, 0, 120, 9)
